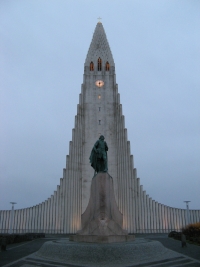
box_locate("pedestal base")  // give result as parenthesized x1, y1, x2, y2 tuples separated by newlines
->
(69, 234, 135, 243)
(36, 238, 182, 267)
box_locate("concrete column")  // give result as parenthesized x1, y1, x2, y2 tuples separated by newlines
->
(152, 200, 156, 233)
(35, 205, 39, 232)
(154, 202, 158, 233)
(40, 202, 44, 232)
(140, 185, 144, 233)
(172, 208, 176, 231)
(77, 112, 82, 230)
(117, 110, 122, 213)
(169, 206, 173, 232)
(25, 208, 29, 232)
(191, 210, 195, 224)
(45, 201, 49, 233)
(69, 133, 75, 233)
(175, 208, 179, 231)
(44, 201, 48, 232)
(116, 106, 120, 210)
(136, 178, 141, 233)
(14, 210, 19, 233)
(169, 207, 173, 232)
(148, 198, 152, 233)
(143, 191, 147, 233)
(77, 111, 82, 231)
(56, 185, 61, 233)
(37, 206, 42, 233)
(195, 210, 199, 223)
(19, 209, 23, 233)
(29, 207, 33, 232)
(130, 167, 135, 233)
(126, 140, 131, 232)
(75, 121, 79, 230)
(3, 211, 6, 233)
(161, 205, 166, 233)
(47, 198, 51, 234)
(0, 211, 4, 233)
(68, 141, 73, 233)
(65, 157, 70, 233)
(180, 209, 185, 228)
(178, 208, 182, 230)
(0, 211, 3, 232)
(9, 203, 16, 234)
(27, 208, 31, 232)
(32, 206, 36, 232)
(198, 210, 200, 223)
(49, 196, 53, 234)
(146, 195, 150, 233)
(121, 115, 126, 225)
(35, 206, 39, 232)
(158, 203, 162, 233)
(51, 193, 56, 234)
(63, 168, 67, 233)
(72, 127, 77, 234)
(122, 123, 128, 230)
(133, 169, 137, 232)
(157, 203, 161, 233)
(52, 195, 56, 234)
(168, 207, 172, 231)
(126, 140, 132, 232)
(4, 210, 8, 233)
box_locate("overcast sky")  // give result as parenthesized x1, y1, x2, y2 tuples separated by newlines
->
(0, 0, 200, 211)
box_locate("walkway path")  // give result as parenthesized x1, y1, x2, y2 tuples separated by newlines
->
(0, 234, 200, 267)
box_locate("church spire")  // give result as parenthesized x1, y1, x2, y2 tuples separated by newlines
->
(85, 23, 115, 68)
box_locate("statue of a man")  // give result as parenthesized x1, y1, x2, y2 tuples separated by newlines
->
(89, 135, 108, 173)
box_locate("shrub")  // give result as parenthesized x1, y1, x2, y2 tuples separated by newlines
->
(182, 222, 200, 238)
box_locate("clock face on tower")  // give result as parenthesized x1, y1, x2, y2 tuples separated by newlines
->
(95, 80, 104, 87)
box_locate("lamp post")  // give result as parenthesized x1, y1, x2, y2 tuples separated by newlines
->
(184, 201, 191, 225)
(9, 202, 17, 234)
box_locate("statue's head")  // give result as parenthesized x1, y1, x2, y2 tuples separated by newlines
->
(99, 135, 105, 140)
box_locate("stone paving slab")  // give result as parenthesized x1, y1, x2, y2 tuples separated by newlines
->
(2, 253, 200, 267)
(2, 237, 200, 267)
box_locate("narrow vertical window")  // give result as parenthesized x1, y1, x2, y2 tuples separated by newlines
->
(98, 57, 102, 71)
(90, 62, 94, 71)
(99, 107, 101, 111)
(99, 120, 101, 125)
(105, 61, 110, 71)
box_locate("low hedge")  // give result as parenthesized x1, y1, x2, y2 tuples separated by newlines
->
(168, 222, 200, 245)
(182, 222, 200, 238)
(0, 233, 45, 245)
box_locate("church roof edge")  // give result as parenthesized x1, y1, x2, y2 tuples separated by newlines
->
(85, 23, 115, 66)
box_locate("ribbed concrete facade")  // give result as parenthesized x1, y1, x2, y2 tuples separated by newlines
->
(1, 23, 199, 234)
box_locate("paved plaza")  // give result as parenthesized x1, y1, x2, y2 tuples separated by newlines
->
(0, 234, 200, 267)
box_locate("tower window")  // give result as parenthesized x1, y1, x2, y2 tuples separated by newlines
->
(90, 62, 94, 71)
(98, 57, 102, 71)
(99, 107, 101, 111)
(99, 120, 101, 125)
(105, 61, 110, 71)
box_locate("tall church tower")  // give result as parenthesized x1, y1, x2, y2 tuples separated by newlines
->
(63, 21, 135, 233)
(82, 22, 119, 210)
(1, 23, 199, 235)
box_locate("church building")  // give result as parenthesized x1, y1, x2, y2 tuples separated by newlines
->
(0, 22, 200, 234)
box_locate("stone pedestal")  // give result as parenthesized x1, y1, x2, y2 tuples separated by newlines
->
(70, 172, 135, 243)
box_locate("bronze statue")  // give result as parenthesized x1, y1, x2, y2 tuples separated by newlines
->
(89, 135, 108, 173)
